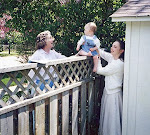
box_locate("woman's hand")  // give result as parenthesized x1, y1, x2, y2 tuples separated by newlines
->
(76, 47, 80, 51)
(90, 46, 98, 52)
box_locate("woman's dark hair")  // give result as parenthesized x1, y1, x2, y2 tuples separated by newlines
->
(116, 39, 125, 61)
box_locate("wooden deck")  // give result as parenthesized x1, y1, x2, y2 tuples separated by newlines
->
(0, 56, 104, 135)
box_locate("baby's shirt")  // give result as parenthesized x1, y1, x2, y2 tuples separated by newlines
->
(78, 35, 100, 56)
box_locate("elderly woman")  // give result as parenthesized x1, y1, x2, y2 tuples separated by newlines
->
(29, 30, 66, 90)
(97, 40, 125, 135)
(29, 30, 66, 134)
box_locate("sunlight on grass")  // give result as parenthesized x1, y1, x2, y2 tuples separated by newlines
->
(0, 73, 26, 88)
(1, 77, 20, 87)
(0, 51, 18, 57)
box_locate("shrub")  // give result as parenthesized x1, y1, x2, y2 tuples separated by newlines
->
(0, 0, 125, 56)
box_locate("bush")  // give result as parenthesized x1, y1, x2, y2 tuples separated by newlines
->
(54, 0, 125, 55)
(0, 0, 125, 56)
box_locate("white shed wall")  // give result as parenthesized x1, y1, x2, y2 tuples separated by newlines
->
(123, 21, 150, 135)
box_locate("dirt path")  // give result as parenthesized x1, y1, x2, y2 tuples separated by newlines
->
(0, 56, 22, 68)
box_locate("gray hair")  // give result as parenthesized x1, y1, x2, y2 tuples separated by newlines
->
(36, 30, 52, 49)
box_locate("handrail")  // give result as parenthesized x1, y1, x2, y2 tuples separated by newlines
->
(0, 56, 89, 73)
(0, 56, 93, 110)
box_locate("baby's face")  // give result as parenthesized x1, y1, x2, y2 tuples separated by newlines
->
(84, 25, 93, 36)
(84, 25, 90, 35)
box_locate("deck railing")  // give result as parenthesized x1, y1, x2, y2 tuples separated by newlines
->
(0, 56, 102, 135)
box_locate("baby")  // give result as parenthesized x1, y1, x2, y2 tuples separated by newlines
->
(76, 22, 100, 72)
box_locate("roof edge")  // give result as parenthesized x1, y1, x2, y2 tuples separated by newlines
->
(111, 16, 150, 22)
(110, 0, 150, 19)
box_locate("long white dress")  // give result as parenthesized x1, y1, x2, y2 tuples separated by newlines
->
(97, 49, 124, 135)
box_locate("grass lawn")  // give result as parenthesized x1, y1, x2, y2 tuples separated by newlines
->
(1, 77, 21, 87)
(0, 51, 18, 57)
(0, 73, 24, 88)
(0, 77, 18, 102)
(0, 51, 19, 89)
(0, 50, 27, 102)
(1, 77, 26, 102)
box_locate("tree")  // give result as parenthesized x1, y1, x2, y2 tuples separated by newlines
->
(0, 0, 126, 56)
(0, 13, 11, 38)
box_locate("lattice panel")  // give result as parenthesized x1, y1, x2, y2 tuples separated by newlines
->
(0, 58, 93, 108)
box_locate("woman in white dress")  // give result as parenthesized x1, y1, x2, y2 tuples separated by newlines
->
(97, 40, 125, 135)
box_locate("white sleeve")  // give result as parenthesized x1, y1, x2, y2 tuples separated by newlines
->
(94, 38, 100, 48)
(28, 51, 40, 62)
(28, 52, 39, 79)
(77, 36, 85, 46)
(53, 50, 66, 59)
(96, 59, 121, 76)
(98, 49, 112, 62)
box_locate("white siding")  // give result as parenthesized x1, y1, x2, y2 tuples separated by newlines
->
(123, 21, 150, 135)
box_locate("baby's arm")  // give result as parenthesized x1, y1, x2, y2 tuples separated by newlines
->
(76, 36, 85, 51)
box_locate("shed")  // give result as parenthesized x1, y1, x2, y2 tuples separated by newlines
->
(110, 0, 150, 135)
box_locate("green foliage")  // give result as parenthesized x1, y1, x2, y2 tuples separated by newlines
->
(0, 0, 126, 56)
(55, 0, 126, 54)
(2, 94, 9, 102)
(0, 31, 23, 46)
(6, 31, 23, 45)
(0, 31, 23, 53)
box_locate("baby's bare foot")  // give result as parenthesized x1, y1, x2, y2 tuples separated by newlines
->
(93, 68, 97, 72)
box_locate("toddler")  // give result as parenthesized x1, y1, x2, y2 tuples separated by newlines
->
(76, 22, 100, 72)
